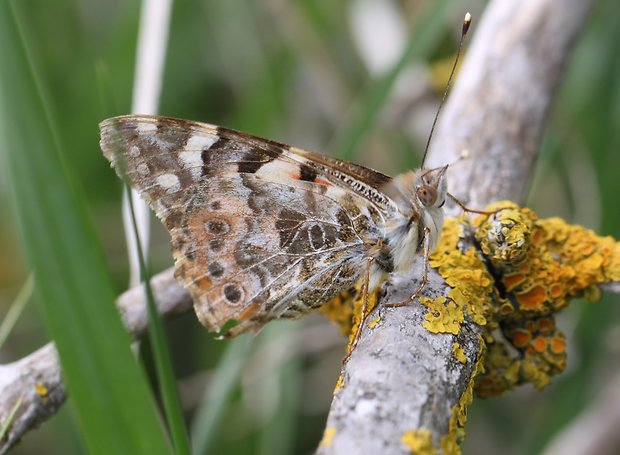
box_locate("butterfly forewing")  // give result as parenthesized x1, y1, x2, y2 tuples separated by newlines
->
(100, 115, 391, 335)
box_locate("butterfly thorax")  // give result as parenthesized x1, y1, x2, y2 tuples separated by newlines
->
(378, 167, 447, 277)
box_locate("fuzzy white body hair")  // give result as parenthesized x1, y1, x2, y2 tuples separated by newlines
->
(373, 169, 446, 287)
(383, 207, 443, 273)
(421, 207, 444, 252)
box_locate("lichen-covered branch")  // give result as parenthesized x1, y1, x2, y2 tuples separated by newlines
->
(0, 269, 191, 454)
(318, 0, 595, 453)
(457, 204, 619, 396)
(0, 0, 600, 452)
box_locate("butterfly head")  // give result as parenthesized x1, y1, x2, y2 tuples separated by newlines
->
(415, 165, 448, 209)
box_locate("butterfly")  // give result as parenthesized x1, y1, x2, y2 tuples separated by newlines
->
(99, 115, 449, 338)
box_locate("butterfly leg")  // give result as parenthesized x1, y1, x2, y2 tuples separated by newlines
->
(447, 192, 508, 215)
(385, 226, 431, 308)
(343, 256, 374, 363)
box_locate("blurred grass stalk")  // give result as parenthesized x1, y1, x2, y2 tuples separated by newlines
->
(0, 274, 33, 349)
(0, 394, 23, 442)
(0, 0, 170, 452)
(124, 0, 173, 288)
(125, 187, 191, 454)
(190, 336, 253, 454)
(256, 325, 301, 455)
(122, 0, 192, 453)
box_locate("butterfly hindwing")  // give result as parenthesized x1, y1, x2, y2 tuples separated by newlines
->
(100, 115, 389, 334)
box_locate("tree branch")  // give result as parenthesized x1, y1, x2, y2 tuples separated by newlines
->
(542, 368, 620, 455)
(0, 269, 191, 454)
(318, 0, 595, 453)
(0, 0, 600, 452)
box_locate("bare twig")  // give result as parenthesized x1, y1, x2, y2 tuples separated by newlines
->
(600, 282, 620, 295)
(318, 0, 595, 453)
(427, 0, 595, 214)
(542, 368, 620, 455)
(0, 269, 191, 454)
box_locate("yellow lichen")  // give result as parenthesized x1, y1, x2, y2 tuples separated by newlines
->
(401, 429, 436, 455)
(469, 202, 620, 395)
(452, 342, 467, 364)
(318, 281, 381, 351)
(333, 375, 344, 393)
(345, 286, 380, 350)
(319, 277, 382, 361)
(35, 382, 48, 398)
(441, 344, 485, 454)
(318, 287, 356, 336)
(421, 296, 464, 334)
(477, 206, 620, 316)
(368, 315, 381, 329)
(35, 382, 49, 404)
(320, 427, 337, 447)
(429, 219, 495, 329)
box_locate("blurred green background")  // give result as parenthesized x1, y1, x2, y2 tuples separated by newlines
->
(1, 0, 619, 454)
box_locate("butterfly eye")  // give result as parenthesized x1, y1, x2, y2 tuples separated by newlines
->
(416, 186, 437, 207)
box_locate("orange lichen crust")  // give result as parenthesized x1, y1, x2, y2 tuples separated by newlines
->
(427, 201, 620, 397)
(473, 202, 620, 396)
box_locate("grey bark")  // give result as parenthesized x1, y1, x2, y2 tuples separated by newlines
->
(318, 0, 595, 454)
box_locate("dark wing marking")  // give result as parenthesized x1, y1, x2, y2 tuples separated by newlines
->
(100, 115, 395, 211)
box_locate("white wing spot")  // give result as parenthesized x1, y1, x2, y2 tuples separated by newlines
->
(129, 145, 140, 157)
(256, 160, 298, 178)
(137, 163, 150, 175)
(156, 173, 181, 192)
(179, 150, 204, 180)
(186, 134, 218, 151)
(136, 122, 158, 133)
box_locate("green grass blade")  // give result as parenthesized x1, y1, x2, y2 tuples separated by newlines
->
(0, 274, 33, 349)
(126, 186, 191, 455)
(330, 0, 454, 160)
(257, 326, 301, 455)
(0, 2, 170, 453)
(0, 394, 23, 442)
(191, 336, 253, 454)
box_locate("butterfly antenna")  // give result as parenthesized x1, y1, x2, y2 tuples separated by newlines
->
(420, 12, 472, 168)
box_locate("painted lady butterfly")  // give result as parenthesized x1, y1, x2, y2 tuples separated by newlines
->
(100, 14, 474, 340)
(99, 116, 448, 338)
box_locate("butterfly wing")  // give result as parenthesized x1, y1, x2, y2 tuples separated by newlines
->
(100, 115, 390, 335)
